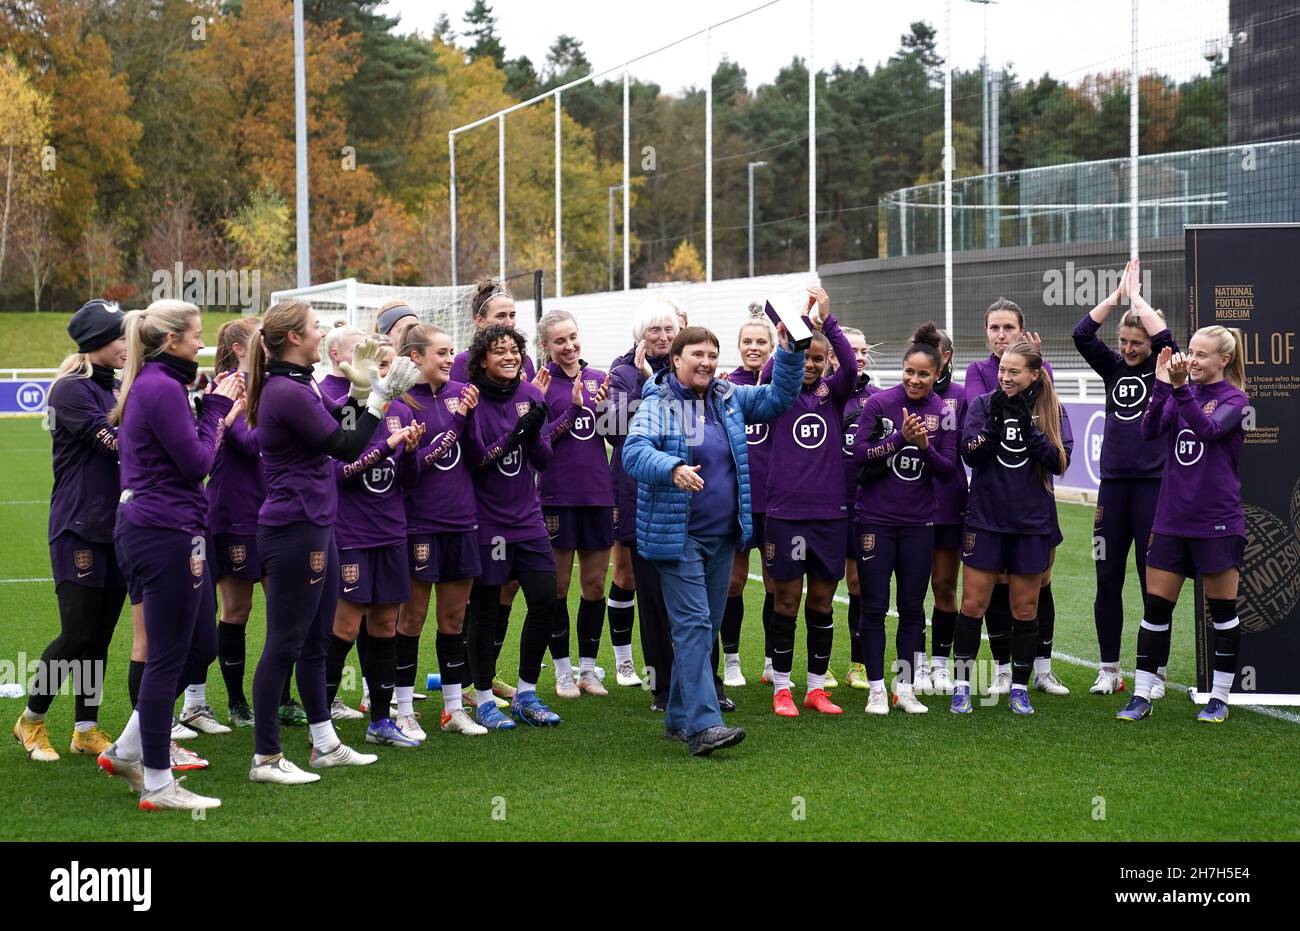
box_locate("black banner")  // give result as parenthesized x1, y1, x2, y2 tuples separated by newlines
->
(1186, 224, 1300, 700)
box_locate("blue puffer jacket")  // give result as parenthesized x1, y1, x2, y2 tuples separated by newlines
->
(622, 345, 805, 560)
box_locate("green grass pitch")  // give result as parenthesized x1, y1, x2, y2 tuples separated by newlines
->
(0, 415, 1296, 841)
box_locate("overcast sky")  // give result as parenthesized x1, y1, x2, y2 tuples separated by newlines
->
(383, 0, 1228, 99)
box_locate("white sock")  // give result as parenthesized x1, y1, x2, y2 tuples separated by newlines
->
(1211, 670, 1234, 703)
(516, 678, 537, 694)
(869, 679, 885, 691)
(143, 766, 172, 793)
(1034, 657, 1051, 676)
(932, 656, 949, 671)
(613, 643, 633, 665)
(807, 672, 825, 691)
(74, 721, 96, 733)
(1134, 669, 1156, 700)
(554, 657, 573, 678)
(309, 721, 339, 752)
(476, 688, 496, 707)
(996, 662, 1011, 677)
(253, 752, 280, 766)
(22, 708, 44, 723)
(773, 671, 791, 692)
(578, 656, 596, 673)
(115, 711, 143, 758)
(724, 652, 740, 665)
(1157, 665, 1168, 679)
(184, 683, 206, 707)
(1101, 662, 1120, 674)
(443, 683, 462, 712)
(395, 685, 414, 716)
(914, 652, 928, 672)
(764, 655, 774, 669)
(362, 679, 370, 700)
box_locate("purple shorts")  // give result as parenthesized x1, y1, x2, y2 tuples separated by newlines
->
(960, 526, 1052, 576)
(763, 516, 847, 583)
(1145, 532, 1245, 579)
(409, 531, 481, 584)
(738, 512, 767, 554)
(544, 506, 614, 552)
(339, 544, 411, 606)
(477, 535, 555, 586)
(50, 532, 124, 590)
(933, 523, 964, 552)
(213, 532, 261, 581)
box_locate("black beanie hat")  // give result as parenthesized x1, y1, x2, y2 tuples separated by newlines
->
(68, 300, 125, 353)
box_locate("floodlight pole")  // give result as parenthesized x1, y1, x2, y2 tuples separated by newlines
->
(705, 27, 714, 282)
(449, 132, 458, 287)
(555, 92, 563, 298)
(943, 0, 954, 335)
(748, 161, 768, 278)
(622, 68, 630, 292)
(293, 0, 310, 288)
(498, 113, 506, 282)
(807, 0, 816, 273)
(1129, 0, 1140, 260)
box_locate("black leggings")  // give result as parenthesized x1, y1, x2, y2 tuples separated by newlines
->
(27, 582, 126, 721)
(467, 572, 555, 691)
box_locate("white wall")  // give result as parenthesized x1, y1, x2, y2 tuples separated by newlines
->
(514, 272, 820, 372)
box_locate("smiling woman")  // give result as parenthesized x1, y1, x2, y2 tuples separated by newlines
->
(622, 317, 805, 756)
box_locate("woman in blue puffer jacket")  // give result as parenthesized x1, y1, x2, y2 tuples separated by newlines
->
(622, 322, 803, 756)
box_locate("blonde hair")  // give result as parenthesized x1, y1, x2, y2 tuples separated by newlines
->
(1003, 338, 1067, 492)
(535, 309, 577, 364)
(739, 302, 775, 347)
(246, 301, 313, 427)
(1195, 325, 1246, 390)
(51, 352, 95, 386)
(397, 323, 449, 411)
(1118, 307, 1165, 331)
(322, 323, 365, 368)
(109, 300, 200, 426)
(215, 316, 261, 373)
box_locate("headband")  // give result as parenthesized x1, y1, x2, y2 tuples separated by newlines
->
(376, 304, 418, 335)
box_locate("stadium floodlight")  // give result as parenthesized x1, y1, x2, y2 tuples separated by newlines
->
(608, 184, 623, 292)
(748, 161, 768, 278)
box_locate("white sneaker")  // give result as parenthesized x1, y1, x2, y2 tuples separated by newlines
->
(987, 670, 1012, 696)
(1089, 668, 1125, 695)
(309, 742, 377, 768)
(913, 665, 933, 695)
(865, 686, 889, 715)
(615, 660, 642, 687)
(723, 658, 746, 688)
(930, 665, 955, 695)
(555, 671, 581, 699)
(169, 741, 208, 771)
(249, 753, 321, 785)
(893, 685, 929, 714)
(181, 703, 232, 735)
(440, 708, 488, 736)
(139, 777, 221, 812)
(97, 743, 144, 794)
(1150, 675, 1167, 701)
(395, 712, 427, 742)
(330, 697, 364, 721)
(577, 670, 608, 696)
(170, 717, 198, 741)
(1033, 670, 1070, 695)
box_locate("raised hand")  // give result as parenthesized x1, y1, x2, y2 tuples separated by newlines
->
(213, 370, 243, 401)
(572, 372, 585, 407)
(806, 286, 830, 329)
(457, 383, 479, 415)
(533, 367, 552, 392)
(592, 373, 611, 405)
(635, 339, 652, 378)
(900, 406, 929, 448)
(375, 356, 418, 401)
(1168, 350, 1189, 387)
(1024, 331, 1042, 352)
(775, 322, 791, 351)
(1155, 346, 1172, 384)
(672, 463, 704, 492)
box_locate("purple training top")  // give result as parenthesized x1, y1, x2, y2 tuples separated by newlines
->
(47, 369, 120, 545)
(451, 349, 535, 385)
(851, 383, 957, 526)
(961, 390, 1074, 536)
(117, 359, 232, 535)
(335, 397, 416, 549)
(1142, 379, 1247, 539)
(764, 316, 857, 521)
(256, 370, 345, 528)
(1072, 314, 1177, 480)
(403, 381, 479, 535)
(206, 407, 265, 536)
(319, 372, 351, 406)
(729, 366, 774, 514)
(840, 373, 879, 511)
(538, 361, 613, 508)
(931, 372, 969, 526)
(463, 378, 553, 544)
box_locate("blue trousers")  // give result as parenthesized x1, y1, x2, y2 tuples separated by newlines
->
(654, 533, 736, 738)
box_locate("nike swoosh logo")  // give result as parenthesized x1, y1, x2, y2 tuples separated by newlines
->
(861, 555, 875, 561)
(77, 571, 93, 578)
(343, 586, 358, 593)
(193, 581, 202, 589)
(310, 577, 323, 585)
(414, 565, 428, 571)
(221, 660, 242, 667)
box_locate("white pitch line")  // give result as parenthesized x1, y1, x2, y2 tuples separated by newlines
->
(748, 573, 1300, 726)
(0, 577, 53, 584)
(0, 500, 44, 505)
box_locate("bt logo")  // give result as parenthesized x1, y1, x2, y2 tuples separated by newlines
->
(792, 413, 827, 450)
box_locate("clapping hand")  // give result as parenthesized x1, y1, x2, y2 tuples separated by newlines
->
(533, 367, 552, 392)
(1168, 350, 1189, 387)
(900, 407, 929, 449)
(634, 340, 652, 379)
(1155, 346, 1172, 384)
(456, 383, 479, 416)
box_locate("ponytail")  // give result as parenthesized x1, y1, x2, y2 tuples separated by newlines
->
(215, 316, 261, 374)
(245, 330, 269, 428)
(51, 352, 93, 387)
(246, 300, 312, 428)
(109, 300, 199, 426)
